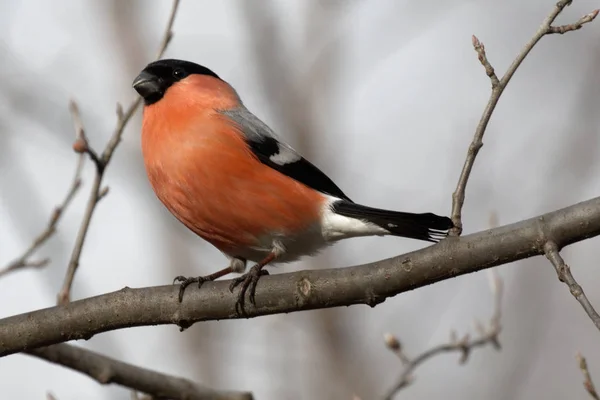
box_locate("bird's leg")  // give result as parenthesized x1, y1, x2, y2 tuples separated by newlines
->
(229, 252, 276, 315)
(174, 258, 246, 302)
(174, 268, 231, 302)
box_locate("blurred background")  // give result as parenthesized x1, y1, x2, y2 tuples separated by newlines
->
(1, 0, 600, 398)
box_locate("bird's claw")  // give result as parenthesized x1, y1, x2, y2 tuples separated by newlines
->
(173, 275, 188, 284)
(229, 265, 269, 315)
(174, 275, 210, 302)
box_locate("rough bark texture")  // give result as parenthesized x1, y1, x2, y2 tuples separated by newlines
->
(1, 196, 599, 357)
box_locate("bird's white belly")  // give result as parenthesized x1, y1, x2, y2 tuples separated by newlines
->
(232, 221, 332, 265)
(226, 200, 386, 265)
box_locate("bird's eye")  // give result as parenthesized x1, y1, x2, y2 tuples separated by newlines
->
(172, 68, 187, 79)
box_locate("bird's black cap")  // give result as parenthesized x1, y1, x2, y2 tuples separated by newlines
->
(132, 59, 221, 105)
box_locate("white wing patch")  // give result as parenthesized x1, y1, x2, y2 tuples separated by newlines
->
(269, 143, 302, 165)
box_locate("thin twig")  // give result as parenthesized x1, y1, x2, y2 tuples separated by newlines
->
(471, 35, 499, 88)
(544, 241, 600, 332)
(450, 1, 598, 234)
(577, 353, 600, 400)
(70, 101, 101, 169)
(549, 9, 599, 34)
(382, 270, 502, 399)
(26, 343, 252, 400)
(0, 140, 85, 277)
(57, 0, 181, 305)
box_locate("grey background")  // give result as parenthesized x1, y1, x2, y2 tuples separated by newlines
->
(1, 0, 599, 399)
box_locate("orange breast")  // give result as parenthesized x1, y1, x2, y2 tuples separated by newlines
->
(141, 102, 324, 256)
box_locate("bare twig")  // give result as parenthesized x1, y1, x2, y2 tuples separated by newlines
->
(1, 195, 600, 357)
(57, 0, 181, 305)
(0, 128, 85, 277)
(549, 9, 599, 34)
(544, 241, 600, 332)
(577, 353, 600, 400)
(471, 35, 499, 88)
(450, 1, 598, 234)
(70, 101, 101, 168)
(382, 270, 502, 399)
(26, 343, 252, 400)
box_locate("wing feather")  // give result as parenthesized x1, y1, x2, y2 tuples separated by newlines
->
(220, 107, 352, 201)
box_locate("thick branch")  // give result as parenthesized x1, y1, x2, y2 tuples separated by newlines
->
(57, 0, 180, 305)
(450, 1, 598, 233)
(1, 196, 600, 356)
(25, 344, 252, 400)
(544, 242, 600, 332)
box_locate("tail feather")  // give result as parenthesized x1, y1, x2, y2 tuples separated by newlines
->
(331, 200, 453, 242)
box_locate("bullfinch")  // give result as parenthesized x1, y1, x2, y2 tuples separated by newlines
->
(132, 59, 453, 313)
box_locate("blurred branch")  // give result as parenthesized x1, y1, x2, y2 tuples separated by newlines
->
(57, 0, 180, 305)
(577, 353, 600, 400)
(0, 149, 84, 278)
(26, 343, 252, 400)
(544, 241, 600, 332)
(382, 270, 502, 399)
(2, 196, 600, 356)
(450, 1, 598, 234)
(70, 100, 101, 167)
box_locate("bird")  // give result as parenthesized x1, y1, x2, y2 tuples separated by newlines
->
(132, 59, 453, 314)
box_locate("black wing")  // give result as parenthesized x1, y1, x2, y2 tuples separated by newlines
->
(220, 107, 353, 201)
(248, 136, 352, 201)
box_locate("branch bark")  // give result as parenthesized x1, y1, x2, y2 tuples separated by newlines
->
(1, 196, 600, 357)
(25, 344, 252, 400)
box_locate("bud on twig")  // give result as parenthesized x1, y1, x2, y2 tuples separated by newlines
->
(384, 333, 401, 351)
(72, 138, 88, 154)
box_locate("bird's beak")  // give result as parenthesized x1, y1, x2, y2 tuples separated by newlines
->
(132, 71, 161, 98)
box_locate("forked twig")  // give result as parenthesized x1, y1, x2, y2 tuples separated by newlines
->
(450, 1, 598, 234)
(57, 0, 181, 305)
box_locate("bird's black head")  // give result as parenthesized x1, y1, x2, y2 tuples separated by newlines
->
(132, 59, 221, 105)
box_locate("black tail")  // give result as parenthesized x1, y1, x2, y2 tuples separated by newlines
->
(331, 200, 454, 242)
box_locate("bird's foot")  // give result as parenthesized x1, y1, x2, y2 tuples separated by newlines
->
(173, 275, 213, 302)
(229, 265, 269, 315)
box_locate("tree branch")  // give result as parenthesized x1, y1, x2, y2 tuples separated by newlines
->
(450, 1, 598, 234)
(549, 9, 599, 34)
(25, 343, 252, 400)
(0, 153, 83, 277)
(1, 100, 87, 277)
(577, 353, 600, 400)
(543, 241, 600, 332)
(57, 0, 180, 305)
(1, 196, 600, 356)
(382, 270, 502, 399)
